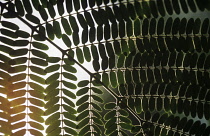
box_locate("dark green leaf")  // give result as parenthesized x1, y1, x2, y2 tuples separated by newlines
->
(92, 95, 103, 103)
(46, 57, 61, 63)
(120, 122, 133, 130)
(63, 72, 77, 81)
(38, 6, 48, 21)
(32, 42, 49, 50)
(119, 109, 129, 117)
(15, 30, 30, 38)
(46, 23, 55, 40)
(72, 31, 80, 46)
(76, 48, 84, 64)
(53, 21, 62, 39)
(76, 95, 89, 106)
(117, 54, 125, 68)
(110, 71, 118, 88)
(119, 116, 132, 124)
(78, 80, 89, 87)
(22, 0, 33, 14)
(31, 49, 48, 59)
(105, 124, 117, 135)
(76, 110, 89, 121)
(77, 14, 87, 29)
(61, 17, 72, 35)
(62, 89, 76, 99)
(26, 14, 40, 24)
(69, 16, 79, 32)
(30, 74, 45, 84)
(1, 21, 19, 30)
(63, 81, 77, 89)
(47, 2, 56, 18)
(105, 117, 116, 129)
(93, 59, 100, 71)
(31, 58, 48, 66)
(13, 40, 29, 47)
(135, 98, 142, 114)
(104, 110, 116, 121)
(77, 103, 89, 113)
(91, 103, 102, 111)
(44, 104, 60, 116)
(78, 124, 90, 135)
(0, 28, 18, 38)
(31, 0, 40, 10)
(63, 104, 77, 114)
(83, 46, 91, 62)
(62, 34, 71, 48)
(76, 87, 89, 96)
(3, 12, 16, 18)
(65, 0, 73, 12)
(92, 117, 103, 126)
(63, 97, 75, 107)
(64, 55, 75, 65)
(102, 72, 109, 86)
(63, 65, 77, 73)
(77, 117, 89, 129)
(91, 87, 103, 94)
(64, 127, 77, 135)
(104, 102, 116, 110)
(30, 66, 46, 75)
(63, 112, 76, 121)
(45, 65, 60, 74)
(0, 36, 14, 46)
(91, 45, 99, 60)
(40, 0, 47, 7)
(57, 0, 64, 16)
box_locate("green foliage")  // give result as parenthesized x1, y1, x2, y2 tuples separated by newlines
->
(0, 0, 210, 136)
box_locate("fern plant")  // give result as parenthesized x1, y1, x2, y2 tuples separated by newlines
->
(0, 0, 210, 135)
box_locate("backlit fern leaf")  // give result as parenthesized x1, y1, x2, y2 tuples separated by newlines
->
(0, 0, 210, 135)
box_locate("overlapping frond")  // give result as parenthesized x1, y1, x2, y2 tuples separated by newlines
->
(0, 0, 210, 135)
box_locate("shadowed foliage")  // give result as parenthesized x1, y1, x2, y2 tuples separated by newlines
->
(0, 0, 210, 135)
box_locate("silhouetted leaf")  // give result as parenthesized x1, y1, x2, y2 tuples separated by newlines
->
(53, 21, 62, 39)
(61, 35, 71, 48)
(104, 102, 116, 110)
(92, 95, 103, 103)
(63, 81, 77, 89)
(61, 17, 72, 35)
(76, 87, 89, 96)
(32, 42, 49, 50)
(76, 95, 89, 106)
(26, 14, 40, 24)
(63, 89, 76, 99)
